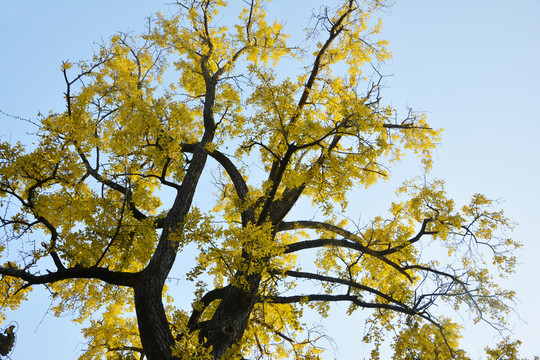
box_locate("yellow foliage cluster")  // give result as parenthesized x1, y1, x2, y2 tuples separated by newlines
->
(0, 1, 522, 359)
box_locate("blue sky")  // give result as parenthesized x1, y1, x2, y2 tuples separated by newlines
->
(1, 1, 539, 359)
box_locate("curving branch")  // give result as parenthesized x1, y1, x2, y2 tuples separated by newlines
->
(382, 123, 431, 130)
(187, 285, 229, 331)
(181, 143, 255, 225)
(283, 237, 368, 254)
(76, 147, 165, 228)
(269, 269, 407, 307)
(377, 218, 437, 256)
(0, 265, 137, 288)
(277, 220, 413, 281)
(263, 293, 416, 316)
(402, 264, 465, 286)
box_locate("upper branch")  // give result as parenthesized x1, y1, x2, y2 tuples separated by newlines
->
(182, 144, 255, 225)
(294, 2, 356, 118)
(263, 293, 416, 316)
(377, 218, 436, 256)
(257, 2, 358, 224)
(76, 148, 165, 228)
(270, 269, 407, 307)
(257, 145, 297, 225)
(277, 220, 413, 281)
(283, 237, 369, 255)
(62, 55, 113, 116)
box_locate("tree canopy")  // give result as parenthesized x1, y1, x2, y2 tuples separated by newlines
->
(0, 1, 521, 359)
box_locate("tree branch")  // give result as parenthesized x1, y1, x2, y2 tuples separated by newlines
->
(277, 220, 413, 281)
(76, 148, 165, 228)
(377, 218, 436, 256)
(0, 265, 137, 288)
(187, 286, 229, 331)
(263, 294, 416, 315)
(182, 144, 255, 225)
(270, 269, 407, 307)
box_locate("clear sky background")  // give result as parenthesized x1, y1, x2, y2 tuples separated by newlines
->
(1, 1, 539, 359)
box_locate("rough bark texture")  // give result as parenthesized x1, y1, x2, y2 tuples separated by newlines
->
(134, 277, 176, 360)
(132, 157, 210, 360)
(199, 274, 261, 359)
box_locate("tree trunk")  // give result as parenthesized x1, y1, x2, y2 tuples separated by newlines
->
(199, 274, 261, 359)
(132, 140, 212, 360)
(134, 277, 176, 360)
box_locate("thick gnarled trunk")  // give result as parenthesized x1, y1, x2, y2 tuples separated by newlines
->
(199, 274, 261, 359)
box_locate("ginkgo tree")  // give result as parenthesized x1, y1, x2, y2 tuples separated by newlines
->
(0, 0, 520, 359)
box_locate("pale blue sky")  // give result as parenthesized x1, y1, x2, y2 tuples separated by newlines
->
(1, 1, 539, 359)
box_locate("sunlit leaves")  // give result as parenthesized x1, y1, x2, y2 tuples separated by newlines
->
(0, 1, 521, 359)
(392, 318, 469, 360)
(484, 338, 540, 360)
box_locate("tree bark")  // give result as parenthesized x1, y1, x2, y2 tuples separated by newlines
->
(199, 273, 261, 359)
(134, 275, 176, 360)
(132, 130, 213, 359)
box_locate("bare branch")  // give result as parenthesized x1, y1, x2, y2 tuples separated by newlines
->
(270, 269, 407, 307)
(277, 220, 413, 281)
(263, 294, 416, 316)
